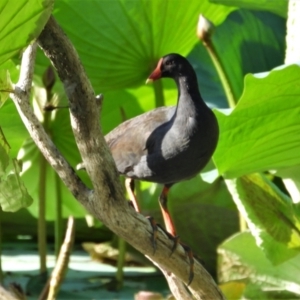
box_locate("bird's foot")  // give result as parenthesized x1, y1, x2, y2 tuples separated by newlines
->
(146, 216, 158, 254)
(157, 228, 195, 286)
(180, 243, 194, 286)
(169, 235, 180, 256)
(156, 224, 180, 256)
(146, 219, 198, 285)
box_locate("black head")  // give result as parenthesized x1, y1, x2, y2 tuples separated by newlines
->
(147, 53, 194, 82)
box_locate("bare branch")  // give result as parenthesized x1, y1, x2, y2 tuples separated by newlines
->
(10, 43, 90, 205)
(10, 16, 225, 299)
(17, 43, 38, 90)
(48, 216, 75, 300)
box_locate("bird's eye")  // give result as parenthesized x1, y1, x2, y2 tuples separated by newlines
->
(166, 60, 174, 66)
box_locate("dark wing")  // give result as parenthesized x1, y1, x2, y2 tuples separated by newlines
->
(105, 106, 175, 175)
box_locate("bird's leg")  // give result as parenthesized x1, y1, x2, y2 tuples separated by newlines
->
(158, 185, 176, 236)
(125, 179, 159, 254)
(158, 184, 180, 252)
(125, 178, 140, 213)
(159, 184, 195, 285)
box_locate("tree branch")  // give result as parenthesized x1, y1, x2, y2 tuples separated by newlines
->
(11, 16, 225, 299)
(10, 43, 90, 206)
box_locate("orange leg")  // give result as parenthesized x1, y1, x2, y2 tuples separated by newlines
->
(158, 185, 176, 236)
(159, 184, 195, 285)
(125, 178, 140, 213)
(125, 179, 160, 254)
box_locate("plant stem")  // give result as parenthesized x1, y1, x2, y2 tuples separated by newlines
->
(38, 153, 47, 274)
(198, 14, 237, 108)
(205, 40, 248, 229)
(239, 215, 248, 231)
(38, 104, 51, 274)
(54, 173, 63, 258)
(205, 41, 237, 109)
(39, 216, 75, 300)
(205, 39, 246, 230)
(115, 237, 126, 290)
(115, 177, 126, 290)
(153, 80, 165, 107)
(199, 15, 246, 231)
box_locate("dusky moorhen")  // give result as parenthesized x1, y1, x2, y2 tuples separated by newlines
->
(105, 54, 219, 283)
(106, 53, 219, 234)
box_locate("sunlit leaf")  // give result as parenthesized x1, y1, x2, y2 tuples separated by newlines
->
(276, 165, 300, 203)
(210, 0, 288, 18)
(0, 69, 13, 106)
(0, 159, 33, 212)
(214, 64, 300, 178)
(54, 0, 234, 91)
(0, 60, 29, 158)
(0, 101, 29, 158)
(219, 281, 246, 300)
(218, 232, 300, 298)
(225, 173, 300, 264)
(0, 126, 33, 212)
(0, 0, 53, 66)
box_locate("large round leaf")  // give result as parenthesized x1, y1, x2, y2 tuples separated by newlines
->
(1, 101, 29, 158)
(214, 64, 300, 178)
(53, 0, 234, 91)
(0, 60, 28, 158)
(210, 0, 287, 18)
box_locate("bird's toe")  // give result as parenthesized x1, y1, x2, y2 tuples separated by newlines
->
(146, 216, 158, 254)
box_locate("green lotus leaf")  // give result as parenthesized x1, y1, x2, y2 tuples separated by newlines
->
(225, 173, 300, 264)
(0, 0, 53, 66)
(214, 64, 300, 178)
(219, 231, 300, 298)
(210, 0, 287, 18)
(53, 0, 234, 91)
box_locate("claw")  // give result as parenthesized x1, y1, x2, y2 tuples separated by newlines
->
(147, 217, 196, 285)
(156, 224, 179, 256)
(181, 244, 194, 286)
(187, 256, 194, 285)
(169, 235, 180, 256)
(154, 222, 194, 284)
(146, 216, 158, 254)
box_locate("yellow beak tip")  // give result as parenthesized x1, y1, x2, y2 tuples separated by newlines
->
(146, 78, 153, 84)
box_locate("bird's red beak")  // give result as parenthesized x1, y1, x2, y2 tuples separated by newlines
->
(146, 58, 163, 84)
